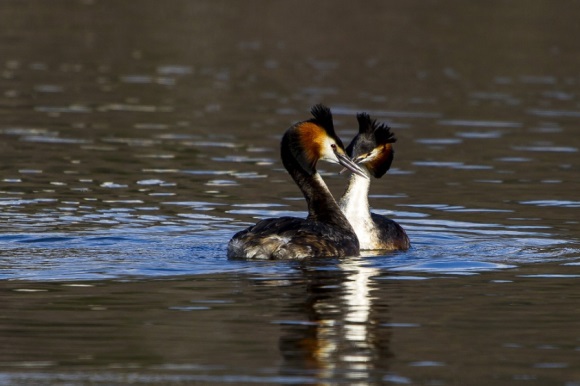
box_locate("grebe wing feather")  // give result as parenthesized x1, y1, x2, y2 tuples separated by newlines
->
(227, 217, 358, 259)
(370, 212, 410, 251)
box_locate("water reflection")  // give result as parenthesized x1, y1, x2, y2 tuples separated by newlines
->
(2, 262, 580, 385)
(278, 258, 391, 383)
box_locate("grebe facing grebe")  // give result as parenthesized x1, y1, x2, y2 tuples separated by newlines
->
(227, 104, 367, 259)
(339, 113, 410, 251)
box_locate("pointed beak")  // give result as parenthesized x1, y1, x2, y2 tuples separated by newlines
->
(335, 151, 368, 179)
(353, 154, 368, 164)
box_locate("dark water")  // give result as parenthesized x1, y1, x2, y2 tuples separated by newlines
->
(1, 1, 580, 385)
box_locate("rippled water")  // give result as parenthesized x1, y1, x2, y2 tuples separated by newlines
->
(1, 1, 580, 385)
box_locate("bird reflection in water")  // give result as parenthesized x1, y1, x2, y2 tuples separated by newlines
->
(277, 258, 393, 383)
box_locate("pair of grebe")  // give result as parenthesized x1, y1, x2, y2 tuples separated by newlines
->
(227, 105, 409, 259)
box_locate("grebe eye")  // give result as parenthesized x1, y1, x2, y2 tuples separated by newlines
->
(330, 143, 337, 150)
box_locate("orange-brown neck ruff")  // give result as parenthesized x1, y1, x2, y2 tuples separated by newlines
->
(366, 143, 394, 178)
(296, 121, 327, 171)
(280, 122, 350, 227)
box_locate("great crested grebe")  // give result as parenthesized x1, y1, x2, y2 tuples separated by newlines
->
(339, 113, 410, 251)
(227, 104, 367, 259)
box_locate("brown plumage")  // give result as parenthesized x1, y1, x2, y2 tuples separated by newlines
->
(227, 104, 367, 259)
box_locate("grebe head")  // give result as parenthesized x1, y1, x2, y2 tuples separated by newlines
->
(346, 113, 396, 178)
(284, 104, 367, 178)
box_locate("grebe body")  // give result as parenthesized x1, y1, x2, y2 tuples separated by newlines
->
(339, 113, 410, 251)
(227, 105, 366, 259)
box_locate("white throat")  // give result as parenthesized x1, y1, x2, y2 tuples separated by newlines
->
(339, 171, 375, 249)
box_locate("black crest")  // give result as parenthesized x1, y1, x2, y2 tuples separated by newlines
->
(346, 112, 397, 178)
(310, 104, 343, 145)
(356, 113, 396, 145)
(310, 104, 334, 131)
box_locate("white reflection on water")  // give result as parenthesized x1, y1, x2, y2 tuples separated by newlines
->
(120, 75, 176, 85)
(21, 135, 90, 144)
(34, 105, 92, 114)
(332, 106, 441, 119)
(527, 109, 580, 117)
(520, 200, 580, 208)
(412, 161, 493, 170)
(512, 145, 578, 153)
(278, 258, 386, 382)
(455, 131, 503, 139)
(340, 258, 382, 378)
(415, 138, 462, 145)
(437, 119, 522, 128)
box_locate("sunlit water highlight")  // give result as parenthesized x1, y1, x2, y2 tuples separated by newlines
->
(0, 214, 577, 281)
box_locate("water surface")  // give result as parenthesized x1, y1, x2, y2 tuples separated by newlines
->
(1, 1, 579, 385)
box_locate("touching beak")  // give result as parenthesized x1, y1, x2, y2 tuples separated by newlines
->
(335, 151, 368, 179)
(353, 154, 369, 164)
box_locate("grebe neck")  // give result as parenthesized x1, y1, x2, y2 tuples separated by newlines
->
(281, 147, 351, 228)
(339, 171, 373, 241)
(291, 165, 349, 226)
